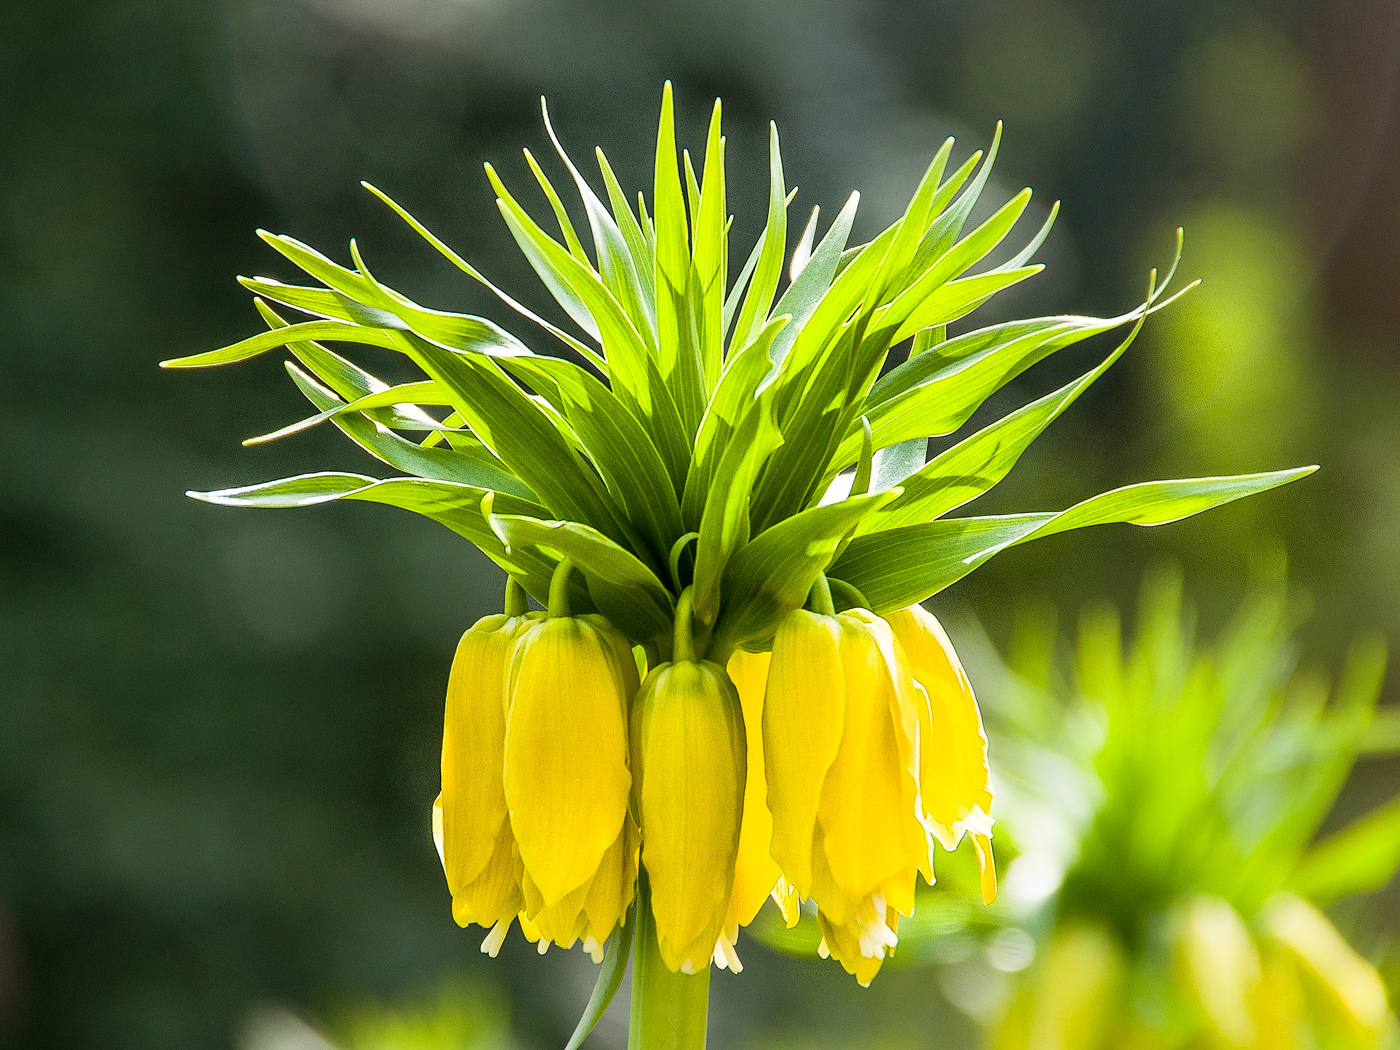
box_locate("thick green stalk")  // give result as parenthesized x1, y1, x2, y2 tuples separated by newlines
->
(628, 878, 710, 1050)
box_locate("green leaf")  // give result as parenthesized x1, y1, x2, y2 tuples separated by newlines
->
(159, 318, 400, 368)
(767, 192, 861, 368)
(860, 318, 1141, 531)
(594, 146, 658, 315)
(708, 489, 900, 655)
(499, 354, 684, 569)
(870, 437, 927, 492)
(361, 181, 608, 372)
(865, 137, 954, 303)
(490, 169, 662, 426)
(541, 102, 656, 341)
(563, 920, 634, 1050)
(245, 379, 447, 445)
(521, 147, 590, 263)
(730, 121, 788, 353)
(752, 311, 891, 531)
(691, 99, 728, 390)
(879, 187, 1033, 335)
(286, 364, 535, 498)
(192, 473, 562, 604)
(686, 314, 791, 524)
(652, 82, 691, 379)
(1291, 794, 1400, 905)
(890, 265, 1043, 344)
(832, 305, 1160, 470)
(401, 333, 635, 547)
(905, 123, 1001, 277)
(831, 468, 1318, 613)
(690, 394, 784, 624)
(487, 503, 674, 641)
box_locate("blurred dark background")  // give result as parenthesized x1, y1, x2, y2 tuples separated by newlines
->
(2, 1, 1398, 1047)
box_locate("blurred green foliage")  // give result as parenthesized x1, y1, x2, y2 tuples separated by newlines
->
(2, 0, 1397, 1048)
(894, 571, 1400, 1050)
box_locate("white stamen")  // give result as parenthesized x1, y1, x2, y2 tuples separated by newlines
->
(481, 919, 510, 957)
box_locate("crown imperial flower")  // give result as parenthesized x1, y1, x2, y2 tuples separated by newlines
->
(632, 597, 747, 974)
(164, 77, 1314, 1047)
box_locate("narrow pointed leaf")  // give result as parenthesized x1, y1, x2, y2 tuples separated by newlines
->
(832, 468, 1318, 613)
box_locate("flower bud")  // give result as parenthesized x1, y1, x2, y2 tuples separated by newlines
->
(436, 610, 536, 941)
(634, 656, 747, 974)
(885, 603, 998, 904)
(504, 612, 638, 950)
(764, 606, 933, 983)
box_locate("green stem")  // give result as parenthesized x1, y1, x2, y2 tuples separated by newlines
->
(504, 576, 528, 617)
(672, 588, 697, 663)
(808, 573, 836, 617)
(668, 532, 699, 591)
(548, 559, 575, 618)
(827, 577, 870, 612)
(628, 877, 710, 1050)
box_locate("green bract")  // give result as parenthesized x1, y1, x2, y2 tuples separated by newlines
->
(163, 85, 1314, 659)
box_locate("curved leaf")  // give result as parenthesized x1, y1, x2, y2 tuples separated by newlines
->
(832, 468, 1317, 613)
(487, 504, 674, 641)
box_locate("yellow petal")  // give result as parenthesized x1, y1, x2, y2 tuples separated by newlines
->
(434, 795, 525, 929)
(973, 833, 997, 905)
(637, 660, 746, 973)
(504, 616, 633, 906)
(815, 899, 899, 987)
(886, 604, 994, 850)
(1174, 894, 1261, 1048)
(725, 650, 784, 929)
(1261, 893, 1391, 1040)
(764, 610, 846, 897)
(584, 811, 640, 941)
(817, 613, 917, 902)
(440, 614, 526, 891)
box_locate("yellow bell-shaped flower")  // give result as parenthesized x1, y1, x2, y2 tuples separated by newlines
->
(763, 601, 934, 984)
(713, 650, 799, 973)
(1261, 893, 1392, 1044)
(1174, 894, 1262, 1049)
(885, 602, 998, 905)
(434, 599, 536, 949)
(504, 580, 638, 954)
(634, 595, 747, 974)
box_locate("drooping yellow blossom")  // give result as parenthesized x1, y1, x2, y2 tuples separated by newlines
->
(994, 922, 1126, 1050)
(1260, 894, 1392, 1043)
(1174, 894, 1262, 1048)
(763, 605, 935, 984)
(434, 608, 536, 944)
(715, 650, 799, 973)
(885, 602, 998, 904)
(633, 627, 746, 974)
(504, 609, 638, 953)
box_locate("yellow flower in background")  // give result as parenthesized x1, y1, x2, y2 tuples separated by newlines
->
(633, 654, 746, 974)
(994, 923, 1126, 1050)
(721, 650, 799, 969)
(1175, 894, 1263, 1048)
(1261, 894, 1392, 1044)
(886, 603, 998, 904)
(504, 610, 638, 955)
(763, 605, 936, 984)
(433, 609, 535, 945)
